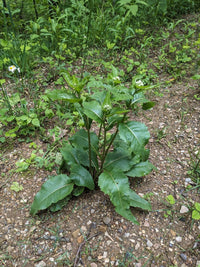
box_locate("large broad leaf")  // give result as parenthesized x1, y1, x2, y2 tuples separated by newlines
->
(70, 165, 94, 190)
(119, 121, 150, 154)
(107, 112, 127, 130)
(61, 143, 80, 167)
(99, 171, 138, 223)
(46, 89, 80, 103)
(98, 170, 130, 208)
(111, 91, 133, 102)
(126, 161, 154, 177)
(76, 148, 99, 170)
(98, 170, 151, 224)
(61, 143, 98, 170)
(126, 189, 152, 211)
(142, 101, 155, 110)
(128, 4, 138, 16)
(103, 148, 132, 172)
(49, 195, 71, 212)
(83, 101, 103, 123)
(30, 174, 74, 215)
(115, 206, 139, 225)
(70, 129, 99, 154)
(131, 92, 148, 105)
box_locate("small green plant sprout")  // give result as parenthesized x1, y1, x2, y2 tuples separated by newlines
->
(10, 182, 23, 192)
(166, 194, 176, 205)
(15, 153, 37, 172)
(30, 68, 155, 224)
(163, 195, 176, 218)
(192, 202, 200, 220)
(15, 159, 30, 172)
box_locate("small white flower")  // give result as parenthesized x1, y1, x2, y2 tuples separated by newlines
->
(8, 65, 17, 73)
(17, 67, 20, 73)
(135, 80, 144, 86)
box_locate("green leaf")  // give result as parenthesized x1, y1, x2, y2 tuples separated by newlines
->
(61, 143, 98, 170)
(0, 79, 6, 85)
(15, 159, 29, 172)
(119, 121, 150, 154)
(32, 118, 40, 127)
(49, 195, 71, 212)
(131, 92, 148, 105)
(192, 74, 200, 80)
(119, 0, 131, 5)
(98, 170, 130, 209)
(195, 202, 200, 212)
(10, 182, 23, 192)
(192, 210, 200, 220)
(83, 101, 103, 123)
(104, 149, 132, 172)
(62, 71, 89, 92)
(61, 144, 80, 167)
(30, 174, 74, 215)
(46, 89, 80, 103)
(70, 129, 98, 153)
(126, 161, 154, 177)
(115, 206, 139, 225)
(166, 195, 175, 205)
(0, 137, 6, 143)
(128, 4, 138, 16)
(136, 0, 148, 6)
(77, 148, 99, 169)
(126, 189, 152, 211)
(73, 186, 85, 197)
(70, 165, 94, 190)
(99, 170, 151, 224)
(142, 101, 155, 110)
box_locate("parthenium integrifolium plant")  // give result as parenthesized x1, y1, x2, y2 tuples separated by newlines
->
(30, 66, 155, 224)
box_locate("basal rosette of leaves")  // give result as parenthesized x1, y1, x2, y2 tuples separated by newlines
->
(30, 67, 155, 224)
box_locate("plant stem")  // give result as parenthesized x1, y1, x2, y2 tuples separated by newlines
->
(98, 113, 127, 175)
(86, 118, 92, 174)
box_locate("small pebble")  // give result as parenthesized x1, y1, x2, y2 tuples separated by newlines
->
(124, 233, 130, 237)
(176, 236, 182, 243)
(180, 253, 187, 261)
(185, 178, 192, 183)
(147, 240, 153, 248)
(180, 205, 189, 214)
(135, 242, 140, 250)
(35, 261, 46, 267)
(103, 217, 111, 225)
(90, 263, 97, 267)
(144, 221, 150, 227)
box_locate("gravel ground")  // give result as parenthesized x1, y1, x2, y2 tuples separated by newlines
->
(0, 76, 200, 267)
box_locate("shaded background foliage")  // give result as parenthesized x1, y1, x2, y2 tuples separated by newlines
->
(0, 0, 199, 78)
